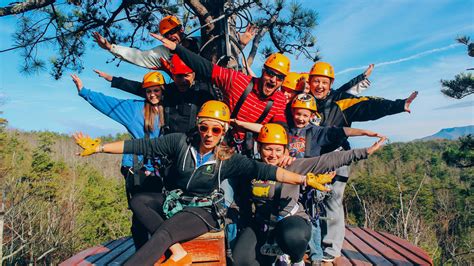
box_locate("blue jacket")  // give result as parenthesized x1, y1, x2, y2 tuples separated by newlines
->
(289, 124, 346, 158)
(79, 88, 161, 169)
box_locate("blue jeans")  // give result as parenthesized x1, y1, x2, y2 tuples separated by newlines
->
(308, 218, 323, 261)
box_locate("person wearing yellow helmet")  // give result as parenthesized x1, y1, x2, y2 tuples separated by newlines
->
(231, 123, 387, 265)
(281, 72, 306, 104)
(73, 101, 340, 265)
(307, 61, 418, 263)
(70, 71, 165, 250)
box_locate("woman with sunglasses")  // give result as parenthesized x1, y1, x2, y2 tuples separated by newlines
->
(71, 72, 165, 250)
(73, 100, 335, 265)
(231, 123, 386, 265)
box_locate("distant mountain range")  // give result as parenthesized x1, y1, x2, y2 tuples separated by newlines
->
(419, 125, 474, 141)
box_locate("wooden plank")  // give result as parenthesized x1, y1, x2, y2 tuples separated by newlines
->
(377, 231, 433, 265)
(339, 235, 372, 266)
(181, 237, 225, 262)
(60, 246, 104, 266)
(84, 238, 129, 264)
(107, 241, 136, 265)
(76, 246, 109, 266)
(345, 227, 393, 266)
(335, 255, 355, 266)
(93, 237, 135, 265)
(349, 227, 412, 266)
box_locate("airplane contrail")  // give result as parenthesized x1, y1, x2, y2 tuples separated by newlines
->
(336, 43, 463, 75)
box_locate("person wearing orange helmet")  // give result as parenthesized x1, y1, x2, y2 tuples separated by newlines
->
(70, 72, 165, 250)
(92, 15, 257, 72)
(152, 33, 291, 156)
(73, 101, 344, 265)
(307, 61, 418, 263)
(231, 123, 387, 265)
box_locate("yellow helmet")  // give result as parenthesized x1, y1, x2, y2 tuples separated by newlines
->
(300, 72, 309, 81)
(282, 72, 304, 92)
(197, 100, 230, 123)
(309, 62, 334, 79)
(291, 93, 317, 112)
(142, 72, 165, 89)
(159, 15, 181, 35)
(264, 53, 290, 76)
(257, 123, 288, 145)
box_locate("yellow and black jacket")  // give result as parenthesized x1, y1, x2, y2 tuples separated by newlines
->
(317, 89, 406, 152)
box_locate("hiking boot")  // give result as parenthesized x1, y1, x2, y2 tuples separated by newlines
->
(322, 252, 335, 262)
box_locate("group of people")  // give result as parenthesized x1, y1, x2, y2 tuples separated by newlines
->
(71, 15, 418, 266)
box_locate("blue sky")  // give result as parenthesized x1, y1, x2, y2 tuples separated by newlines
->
(1, 0, 473, 147)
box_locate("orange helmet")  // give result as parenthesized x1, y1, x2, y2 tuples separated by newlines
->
(197, 100, 230, 123)
(257, 123, 288, 145)
(264, 53, 290, 76)
(159, 15, 181, 35)
(142, 72, 165, 89)
(309, 62, 334, 79)
(291, 93, 317, 112)
(282, 72, 304, 92)
(170, 54, 193, 75)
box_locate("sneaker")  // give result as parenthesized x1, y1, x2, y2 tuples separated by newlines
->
(322, 252, 335, 262)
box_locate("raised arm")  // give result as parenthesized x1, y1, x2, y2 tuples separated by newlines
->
(336, 64, 374, 95)
(231, 119, 263, 133)
(290, 137, 386, 174)
(74, 132, 183, 159)
(91, 69, 145, 98)
(340, 91, 418, 123)
(93, 32, 170, 70)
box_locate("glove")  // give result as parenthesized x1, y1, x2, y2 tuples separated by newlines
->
(75, 136, 101, 156)
(306, 172, 335, 191)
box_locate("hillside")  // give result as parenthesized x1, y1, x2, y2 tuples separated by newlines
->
(419, 125, 474, 141)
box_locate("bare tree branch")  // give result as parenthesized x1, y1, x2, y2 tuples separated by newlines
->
(0, 0, 56, 17)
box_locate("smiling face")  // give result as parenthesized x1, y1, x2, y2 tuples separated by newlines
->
(282, 87, 299, 104)
(198, 119, 226, 153)
(292, 108, 313, 128)
(260, 68, 285, 97)
(145, 85, 163, 104)
(164, 27, 184, 43)
(173, 72, 195, 92)
(309, 75, 333, 100)
(259, 143, 286, 165)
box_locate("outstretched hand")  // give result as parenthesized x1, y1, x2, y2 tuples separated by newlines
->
(239, 24, 258, 46)
(150, 33, 177, 51)
(93, 69, 113, 82)
(73, 132, 101, 156)
(367, 136, 387, 155)
(70, 74, 83, 92)
(364, 64, 375, 78)
(404, 91, 418, 113)
(92, 32, 112, 51)
(306, 172, 336, 191)
(363, 130, 386, 139)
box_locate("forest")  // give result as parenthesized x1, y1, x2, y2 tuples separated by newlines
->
(0, 117, 472, 265)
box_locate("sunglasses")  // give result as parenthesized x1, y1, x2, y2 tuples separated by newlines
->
(146, 88, 162, 94)
(164, 25, 182, 38)
(198, 125, 223, 136)
(264, 68, 285, 81)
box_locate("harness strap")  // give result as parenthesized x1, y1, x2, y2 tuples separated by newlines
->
(231, 79, 254, 119)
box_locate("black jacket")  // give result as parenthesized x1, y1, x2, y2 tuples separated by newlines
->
(111, 77, 218, 134)
(123, 133, 278, 196)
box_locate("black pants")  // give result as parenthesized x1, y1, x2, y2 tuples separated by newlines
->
(124, 192, 219, 266)
(121, 166, 163, 249)
(232, 216, 311, 265)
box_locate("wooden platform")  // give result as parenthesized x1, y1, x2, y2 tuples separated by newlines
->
(61, 226, 433, 265)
